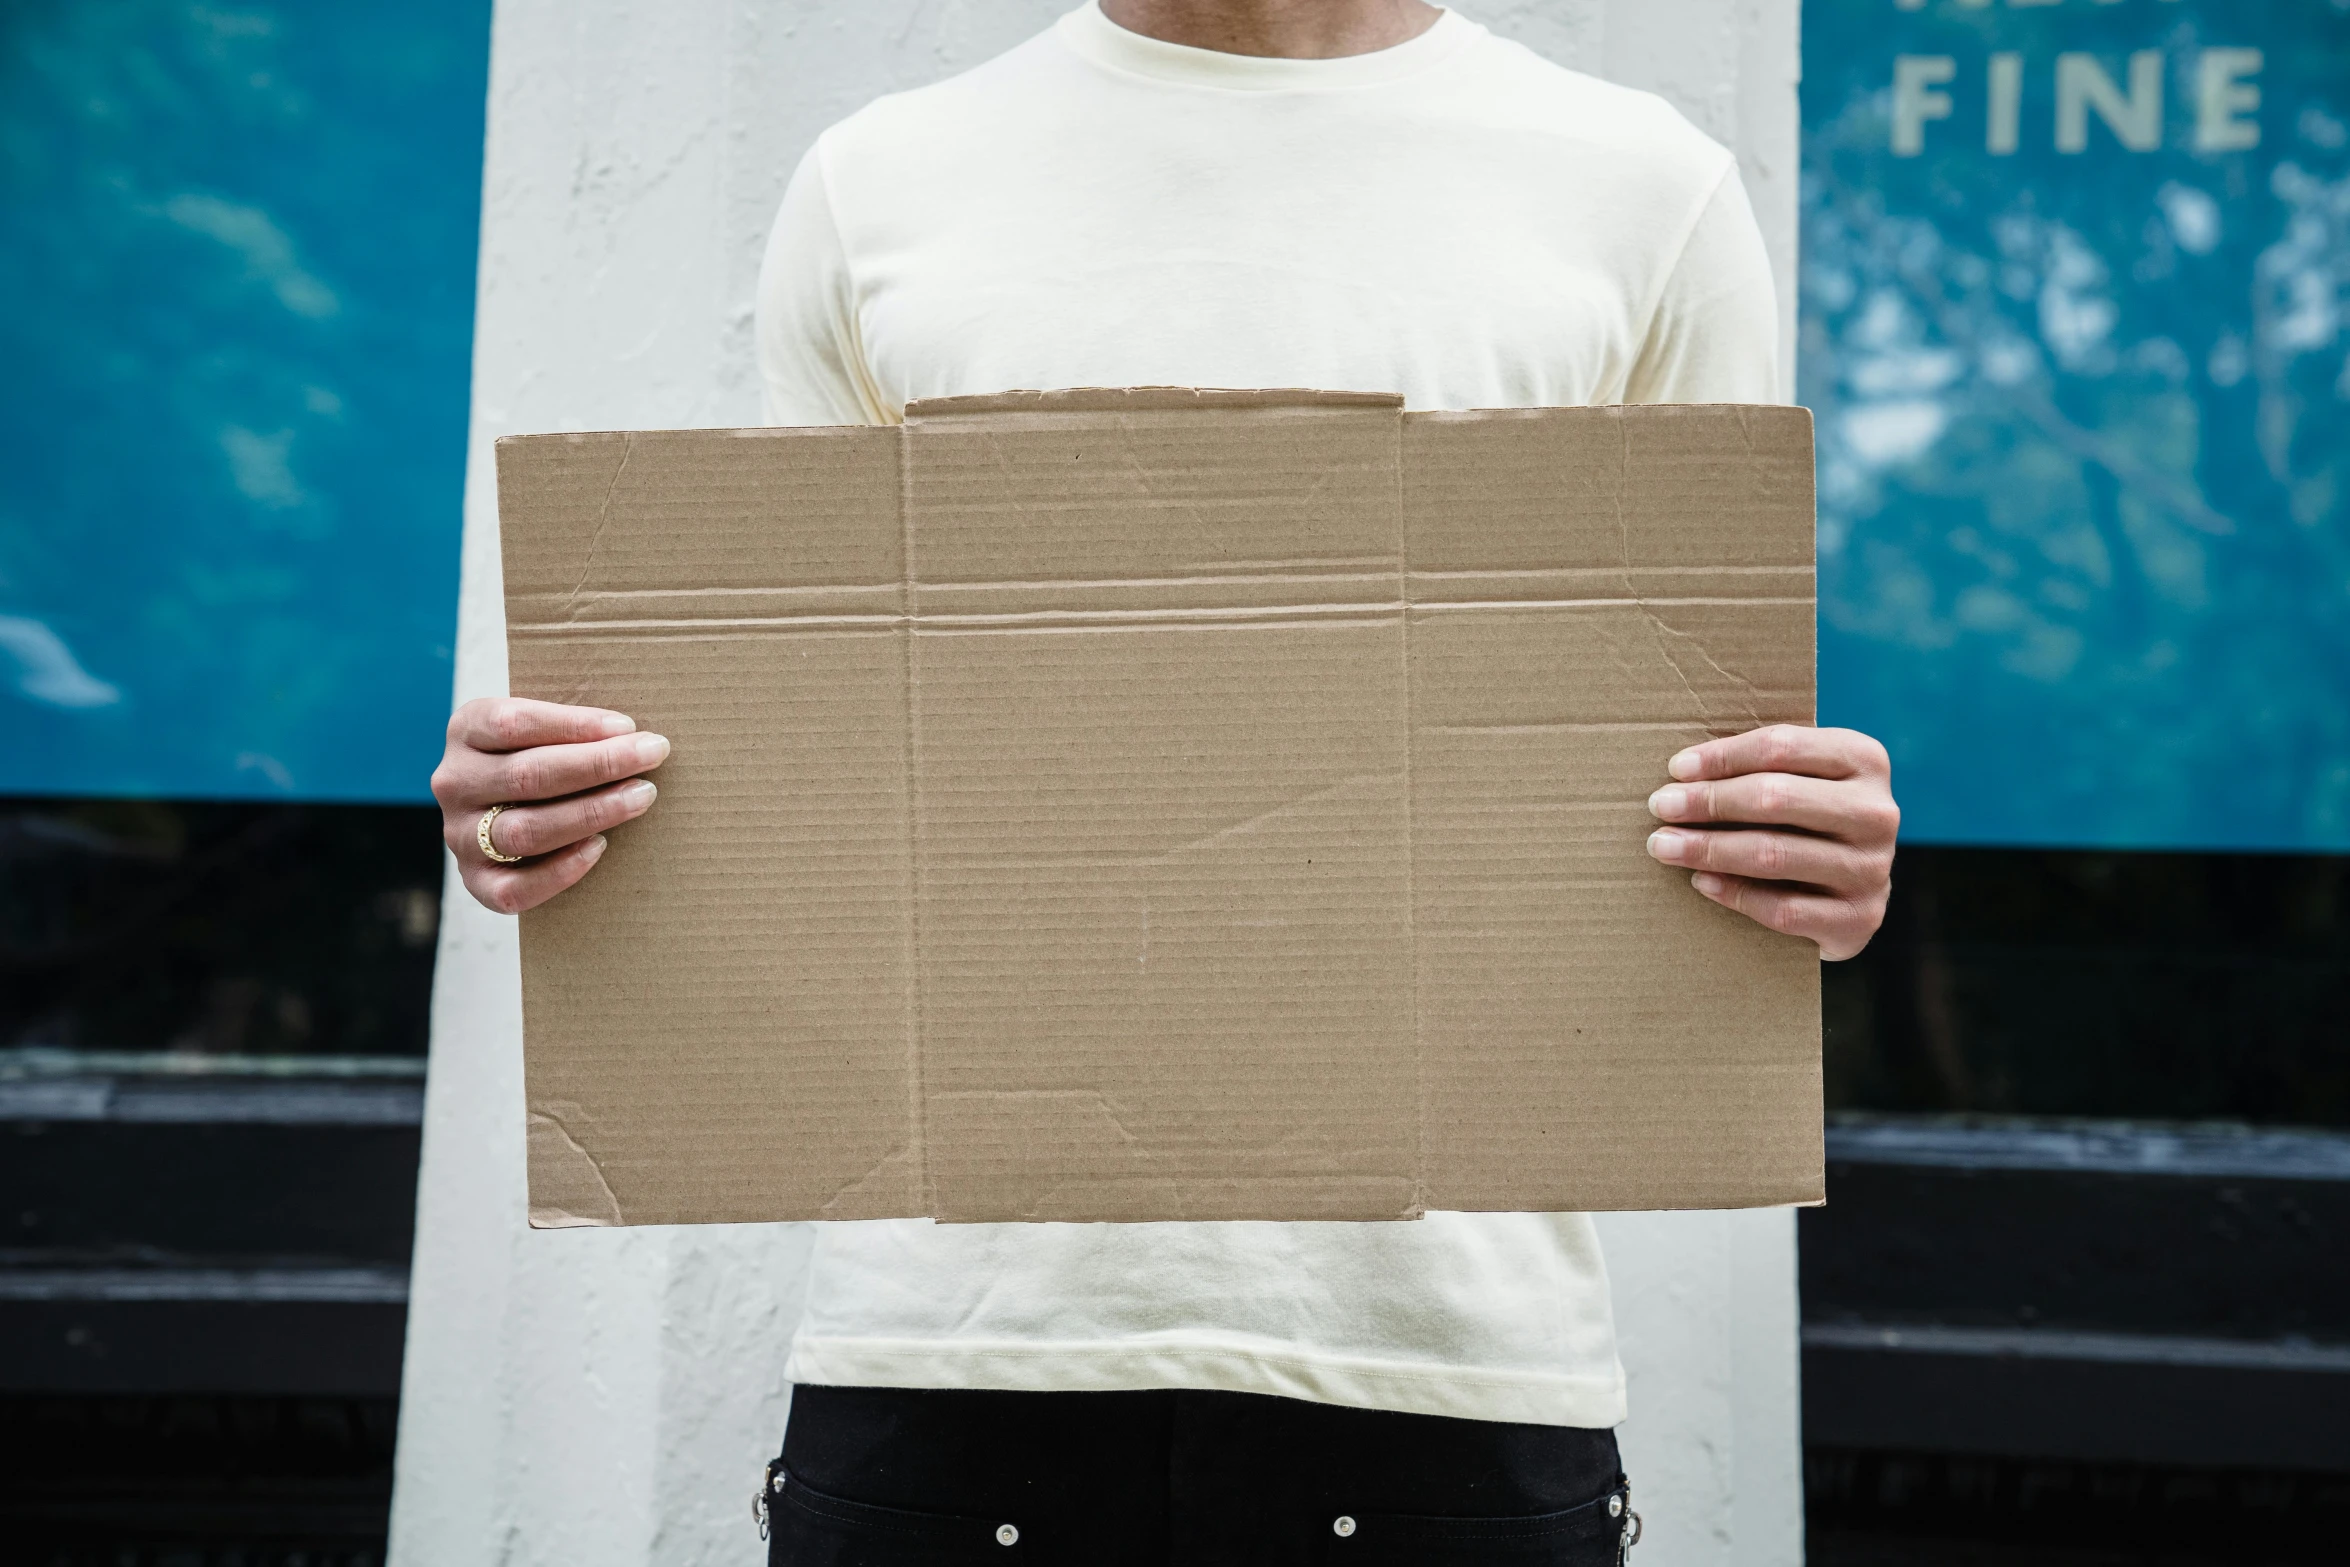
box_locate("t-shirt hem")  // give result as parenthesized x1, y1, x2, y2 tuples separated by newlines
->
(785, 1335, 1628, 1429)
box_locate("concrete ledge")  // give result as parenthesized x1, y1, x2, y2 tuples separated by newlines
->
(1802, 1322, 2350, 1471)
(0, 1291, 409, 1395)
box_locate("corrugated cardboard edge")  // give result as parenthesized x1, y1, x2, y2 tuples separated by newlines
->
(905, 386, 1407, 418)
(489, 425, 836, 456)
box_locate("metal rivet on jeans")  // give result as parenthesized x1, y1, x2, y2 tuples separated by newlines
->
(996, 1524, 1020, 1547)
(1332, 1516, 1357, 1538)
(1608, 1495, 1623, 1517)
(773, 1476, 786, 1494)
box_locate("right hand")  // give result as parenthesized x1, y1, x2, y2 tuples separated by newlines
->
(431, 697, 670, 915)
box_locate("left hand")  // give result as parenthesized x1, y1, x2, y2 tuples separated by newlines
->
(1643, 724, 1898, 961)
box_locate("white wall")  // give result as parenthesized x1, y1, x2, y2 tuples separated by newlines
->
(389, 3, 1804, 1562)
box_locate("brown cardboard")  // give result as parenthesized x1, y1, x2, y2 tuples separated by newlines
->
(497, 391, 1821, 1228)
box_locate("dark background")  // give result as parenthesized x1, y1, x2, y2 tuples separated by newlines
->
(3, 801, 2347, 1563)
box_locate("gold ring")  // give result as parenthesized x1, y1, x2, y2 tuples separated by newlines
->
(477, 803, 525, 863)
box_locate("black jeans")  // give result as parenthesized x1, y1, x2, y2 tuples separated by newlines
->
(765, 1384, 1633, 1567)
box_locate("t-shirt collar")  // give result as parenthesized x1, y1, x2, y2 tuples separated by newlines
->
(1056, 1, 1481, 92)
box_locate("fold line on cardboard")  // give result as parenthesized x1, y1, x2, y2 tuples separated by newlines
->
(897, 423, 930, 1213)
(1396, 408, 1428, 1220)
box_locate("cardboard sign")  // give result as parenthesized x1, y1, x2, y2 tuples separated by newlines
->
(497, 390, 1821, 1227)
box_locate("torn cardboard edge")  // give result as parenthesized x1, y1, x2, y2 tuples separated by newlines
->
(498, 390, 1823, 1228)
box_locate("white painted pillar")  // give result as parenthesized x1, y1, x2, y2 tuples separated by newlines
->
(390, 4, 1806, 1563)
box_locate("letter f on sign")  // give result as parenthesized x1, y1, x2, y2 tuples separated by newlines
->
(1893, 56, 1957, 157)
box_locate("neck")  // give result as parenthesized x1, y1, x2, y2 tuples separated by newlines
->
(1097, 0, 1442, 60)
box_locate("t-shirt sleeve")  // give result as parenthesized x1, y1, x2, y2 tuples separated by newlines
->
(1623, 164, 1782, 406)
(756, 142, 893, 428)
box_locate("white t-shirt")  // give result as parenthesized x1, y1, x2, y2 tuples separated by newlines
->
(755, 1, 1780, 1429)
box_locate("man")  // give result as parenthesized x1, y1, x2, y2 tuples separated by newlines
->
(431, 2, 1898, 1560)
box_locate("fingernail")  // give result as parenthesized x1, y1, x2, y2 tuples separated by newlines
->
(597, 712, 637, 737)
(1647, 829, 1686, 863)
(1648, 786, 1686, 819)
(1691, 871, 1724, 896)
(622, 780, 657, 810)
(582, 834, 608, 862)
(633, 733, 670, 766)
(1668, 749, 1703, 781)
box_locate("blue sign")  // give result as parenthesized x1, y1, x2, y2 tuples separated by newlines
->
(0, 0, 489, 803)
(1804, 0, 2350, 850)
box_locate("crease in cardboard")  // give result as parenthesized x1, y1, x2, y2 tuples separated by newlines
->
(1653, 614, 1765, 728)
(817, 1142, 922, 1219)
(1142, 770, 1399, 867)
(1604, 411, 1712, 728)
(938, 1088, 1143, 1144)
(497, 393, 1823, 1228)
(564, 431, 636, 619)
(1627, 409, 1770, 731)
(526, 1102, 624, 1228)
